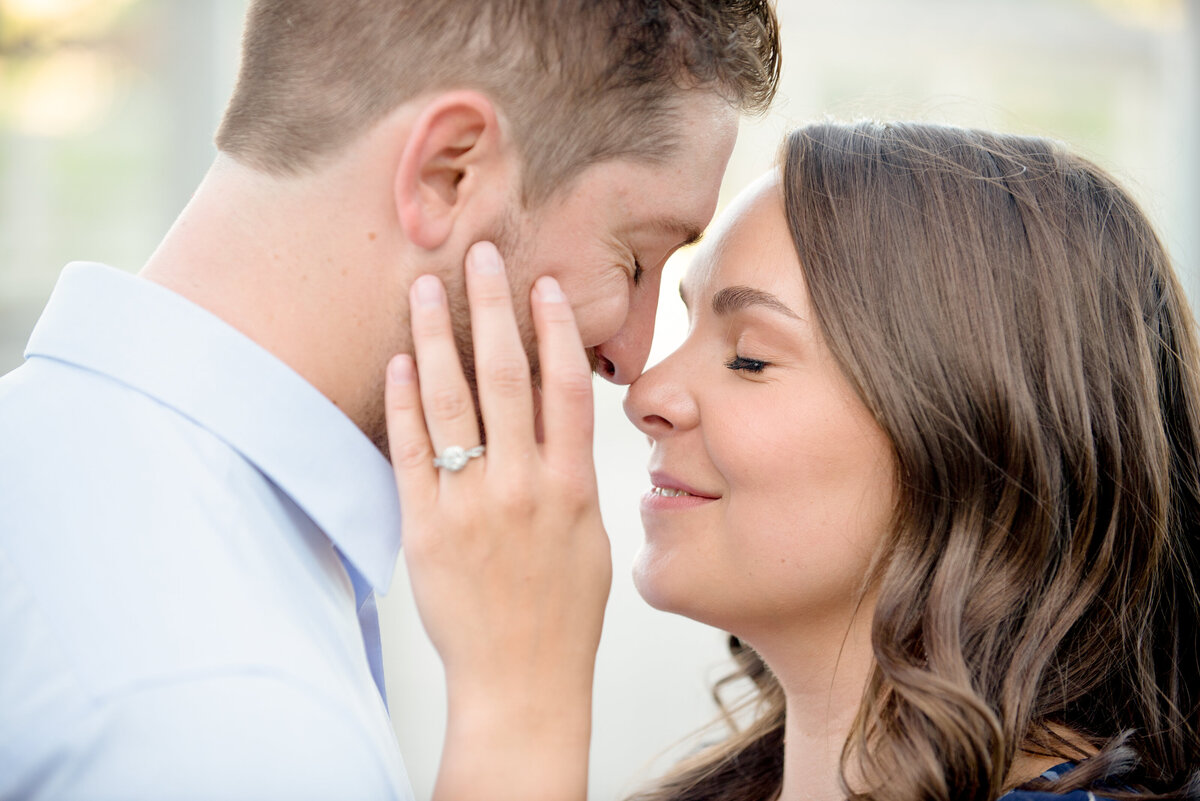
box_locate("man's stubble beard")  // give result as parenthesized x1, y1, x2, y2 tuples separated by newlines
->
(443, 212, 603, 444)
(369, 209, 598, 459)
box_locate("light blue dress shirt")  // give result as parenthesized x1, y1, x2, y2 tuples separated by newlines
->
(0, 263, 414, 800)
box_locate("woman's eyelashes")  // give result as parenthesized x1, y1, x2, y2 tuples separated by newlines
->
(725, 354, 769, 374)
(632, 257, 645, 286)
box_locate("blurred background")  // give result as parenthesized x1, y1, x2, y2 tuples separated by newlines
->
(1, 0, 1196, 798)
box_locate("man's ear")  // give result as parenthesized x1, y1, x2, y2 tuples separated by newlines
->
(395, 91, 505, 252)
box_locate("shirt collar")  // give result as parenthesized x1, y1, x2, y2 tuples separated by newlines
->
(25, 262, 402, 594)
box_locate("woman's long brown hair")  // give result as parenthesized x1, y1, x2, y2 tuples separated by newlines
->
(628, 122, 1200, 801)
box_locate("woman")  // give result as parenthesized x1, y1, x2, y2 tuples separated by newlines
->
(384, 122, 1200, 801)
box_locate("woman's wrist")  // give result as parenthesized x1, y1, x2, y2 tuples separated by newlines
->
(444, 666, 597, 743)
(435, 684, 595, 801)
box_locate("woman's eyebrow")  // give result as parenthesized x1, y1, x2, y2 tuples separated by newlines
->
(711, 285, 802, 320)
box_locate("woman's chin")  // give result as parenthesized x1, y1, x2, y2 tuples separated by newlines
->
(632, 551, 721, 627)
(631, 550, 689, 615)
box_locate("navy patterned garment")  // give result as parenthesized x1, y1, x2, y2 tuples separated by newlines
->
(999, 763, 1117, 801)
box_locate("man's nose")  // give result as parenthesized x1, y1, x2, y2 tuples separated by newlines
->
(593, 286, 659, 385)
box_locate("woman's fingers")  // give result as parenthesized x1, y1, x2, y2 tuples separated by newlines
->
(463, 242, 536, 462)
(408, 274, 485, 470)
(392, 246, 595, 494)
(531, 275, 596, 469)
(388, 246, 608, 801)
(384, 353, 437, 512)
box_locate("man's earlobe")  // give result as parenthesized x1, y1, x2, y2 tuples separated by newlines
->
(395, 91, 502, 251)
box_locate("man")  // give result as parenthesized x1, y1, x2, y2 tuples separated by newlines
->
(0, 0, 780, 798)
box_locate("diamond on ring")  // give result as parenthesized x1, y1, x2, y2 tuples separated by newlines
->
(432, 444, 485, 472)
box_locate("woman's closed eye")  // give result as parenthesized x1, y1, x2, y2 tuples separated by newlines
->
(725, 354, 769, 374)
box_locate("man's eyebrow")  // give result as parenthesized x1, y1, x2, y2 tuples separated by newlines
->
(711, 285, 802, 320)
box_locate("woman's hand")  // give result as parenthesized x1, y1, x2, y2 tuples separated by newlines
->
(385, 241, 612, 801)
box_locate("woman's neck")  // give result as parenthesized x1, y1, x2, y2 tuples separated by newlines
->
(747, 603, 876, 801)
(759, 606, 1093, 801)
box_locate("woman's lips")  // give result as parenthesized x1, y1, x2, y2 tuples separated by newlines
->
(641, 470, 720, 511)
(648, 470, 718, 498)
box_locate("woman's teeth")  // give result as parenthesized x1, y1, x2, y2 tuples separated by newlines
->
(652, 487, 693, 497)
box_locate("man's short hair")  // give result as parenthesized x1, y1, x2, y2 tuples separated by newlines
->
(215, 0, 781, 205)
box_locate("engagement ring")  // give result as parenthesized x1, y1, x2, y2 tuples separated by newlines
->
(432, 444, 485, 472)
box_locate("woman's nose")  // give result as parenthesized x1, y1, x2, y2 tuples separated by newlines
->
(623, 350, 698, 439)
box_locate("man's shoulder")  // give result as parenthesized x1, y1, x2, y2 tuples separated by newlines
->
(0, 656, 410, 801)
(0, 358, 410, 800)
(2, 353, 212, 436)
(0, 356, 257, 509)
(0, 355, 337, 691)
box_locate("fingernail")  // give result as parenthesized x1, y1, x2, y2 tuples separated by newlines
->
(469, 242, 503, 275)
(534, 275, 565, 303)
(388, 354, 415, 384)
(414, 275, 444, 307)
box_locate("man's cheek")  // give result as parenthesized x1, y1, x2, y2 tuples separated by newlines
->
(568, 290, 629, 348)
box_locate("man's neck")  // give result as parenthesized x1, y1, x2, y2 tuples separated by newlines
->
(140, 153, 410, 444)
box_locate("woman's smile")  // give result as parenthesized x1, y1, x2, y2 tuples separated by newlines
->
(641, 469, 720, 511)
